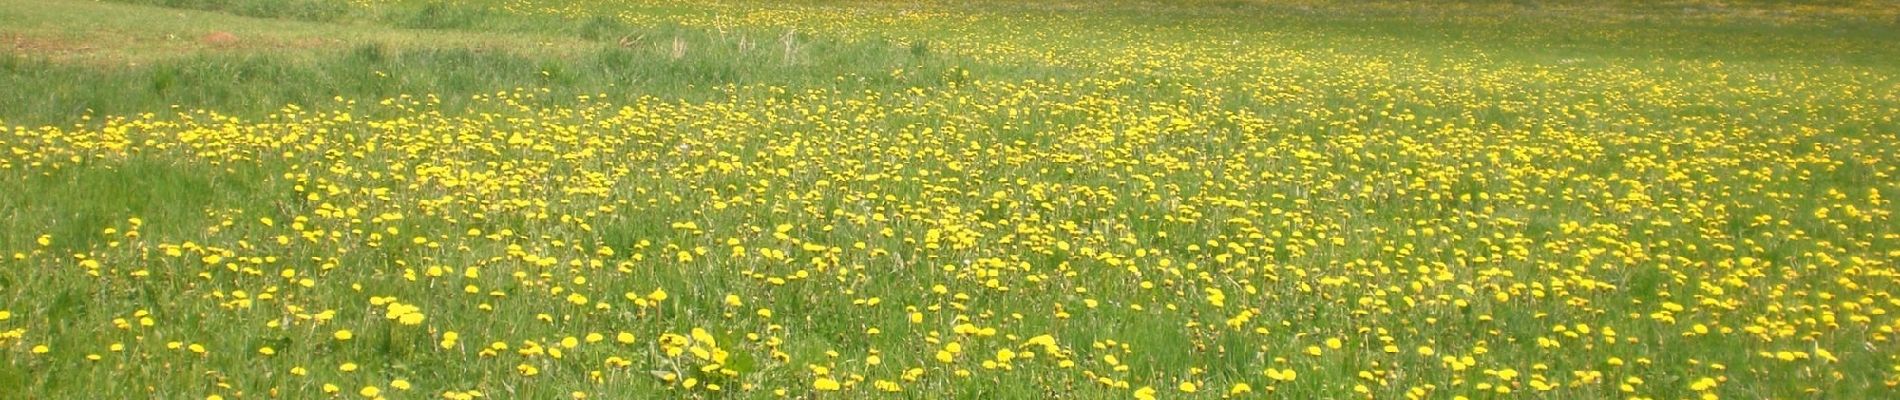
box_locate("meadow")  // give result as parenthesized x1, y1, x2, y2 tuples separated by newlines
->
(2, 0, 1899, 398)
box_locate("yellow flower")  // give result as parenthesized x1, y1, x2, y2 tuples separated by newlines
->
(1134, 386, 1157, 400)
(1690, 377, 1719, 391)
(335, 330, 354, 341)
(1230, 383, 1252, 395)
(875, 380, 902, 392)
(814, 378, 842, 391)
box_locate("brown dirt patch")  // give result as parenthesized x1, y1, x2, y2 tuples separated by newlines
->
(3, 33, 95, 56)
(200, 31, 238, 47)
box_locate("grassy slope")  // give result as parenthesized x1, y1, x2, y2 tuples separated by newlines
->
(0, 0, 1038, 127)
(0, 0, 594, 63)
(5, 0, 1895, 128)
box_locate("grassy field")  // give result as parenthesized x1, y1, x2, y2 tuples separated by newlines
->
(3, 0, 1899, 398)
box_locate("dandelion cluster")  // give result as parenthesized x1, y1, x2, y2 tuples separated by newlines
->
(2, 0, 1898, 399)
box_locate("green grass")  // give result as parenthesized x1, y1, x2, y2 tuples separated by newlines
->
(1, 0, 1057, 126)
(2, 0, 1899, 399)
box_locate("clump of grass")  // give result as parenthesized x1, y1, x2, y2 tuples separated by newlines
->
(574, 15, 630, 42)
(390, 1, 494, 30)
(909, 39, 931, 58)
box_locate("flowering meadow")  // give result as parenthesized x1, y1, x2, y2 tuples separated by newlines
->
(2, 0, 1898, 398)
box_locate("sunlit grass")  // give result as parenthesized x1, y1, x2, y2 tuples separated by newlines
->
(2, 0, 1898, 399)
